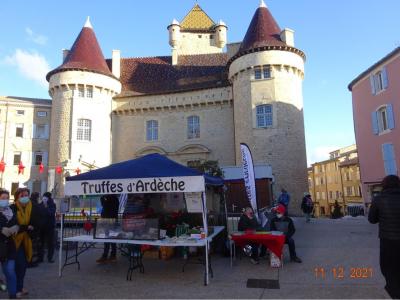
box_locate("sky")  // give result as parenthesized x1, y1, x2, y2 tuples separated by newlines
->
(1, 0, 400, 166)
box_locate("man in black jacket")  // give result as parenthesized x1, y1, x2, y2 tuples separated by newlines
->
(270, 205, 302, 263)
(37, 192, 56, 263)
(96, 194, 119, 263)
(368, 175, 400, 299)
(238, 207, 264, 264)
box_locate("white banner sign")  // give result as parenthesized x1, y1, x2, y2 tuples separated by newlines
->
(240, 143, 258, 215)
(64, 176, 205, 196)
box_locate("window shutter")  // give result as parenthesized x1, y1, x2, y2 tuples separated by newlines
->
(386, 104, 395, 130)
(370, 75, 376, 95)
(32, 152, 36, 165)
(44, 124, 49, 139)
(43, 152, 48, 166)
(382, 143, 397, 175)
(27, 181, 33, 193)
(382, 67, 389, 89)
(371, 111, 379, 135)
(32, 124, 36, 139)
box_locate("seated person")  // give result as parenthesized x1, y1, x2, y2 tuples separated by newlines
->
(238, 207, 265, 264)
(270, 205, 302, 263)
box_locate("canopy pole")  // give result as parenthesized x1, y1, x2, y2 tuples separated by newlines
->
(58, 213, 64, 277)
(202, 191, 209, 286)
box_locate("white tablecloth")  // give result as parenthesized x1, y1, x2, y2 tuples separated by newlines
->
(64, 226, 224, 247)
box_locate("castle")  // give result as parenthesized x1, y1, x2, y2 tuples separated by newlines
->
(3, 1, 308, 210)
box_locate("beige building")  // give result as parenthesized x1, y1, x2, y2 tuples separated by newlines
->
(3, 2, 309, 212)
(308, 145, 363, 217)
(0, 96, 52, 197)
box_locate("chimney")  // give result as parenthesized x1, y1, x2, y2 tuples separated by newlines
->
(112, 50, 121, 78)
(62, 49, 69, 62)
(280, 28, 295, 47)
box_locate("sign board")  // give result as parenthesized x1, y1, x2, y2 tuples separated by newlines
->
(64, 176, 205, 196)
(185, 192, 203, 213)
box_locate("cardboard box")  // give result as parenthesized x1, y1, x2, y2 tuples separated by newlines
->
(160, 246, 175, 260)
(143, 249, 160, 259)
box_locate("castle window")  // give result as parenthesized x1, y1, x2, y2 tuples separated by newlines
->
(77, 119, 91, 141)
(256, 104, 273, 128)
(263, 66, 271, 79)
(86, 87, 93, 98)
(16, 110, 25, 116)
(146, 120, 158, 141)
(37, 111, 47, 117)
(187, 115, 200, 139)
(78, 87, 85, 98)
(254, 67, 262, 80)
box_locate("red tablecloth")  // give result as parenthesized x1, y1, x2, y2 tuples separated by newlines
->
(230, 233, 286, 258)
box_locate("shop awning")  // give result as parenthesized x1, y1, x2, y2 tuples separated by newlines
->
(65, 153, 223, 195)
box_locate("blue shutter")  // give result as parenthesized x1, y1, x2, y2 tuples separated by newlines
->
(371, 111, 379, 135)
(386, 104, 395, 130)
(382, 143, 398, 175)
(382, 67, 389, 89)
(370, 75, 376, 95)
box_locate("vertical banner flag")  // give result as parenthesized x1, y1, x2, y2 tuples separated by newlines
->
(240, 143, 258, 218)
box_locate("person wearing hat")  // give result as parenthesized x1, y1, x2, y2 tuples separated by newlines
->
(301, 192, 314, 223)
(270, 204, 302, 263)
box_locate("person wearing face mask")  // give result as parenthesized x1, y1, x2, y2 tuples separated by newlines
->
(37, 192, 56, 263)
(270, 204, 302, 263)
(0, 190, 19, 299)
(238, 207, 265, 264)
(10, 188, 41, 298)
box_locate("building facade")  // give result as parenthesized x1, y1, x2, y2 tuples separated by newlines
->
(348, 48, 400, 205)
(2, 2, 308, 212)
(0, 96, 52, 197)
(308, 145, 363, 217)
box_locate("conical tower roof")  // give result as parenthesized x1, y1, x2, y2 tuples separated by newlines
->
(238, 1, 286, 54)
(46, 17, 114, 81)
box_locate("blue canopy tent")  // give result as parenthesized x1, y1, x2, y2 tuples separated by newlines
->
(63, 153, 224, 284)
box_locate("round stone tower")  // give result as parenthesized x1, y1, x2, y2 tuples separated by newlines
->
(46, 17, 121, 197)
(228, 0, 308, 213)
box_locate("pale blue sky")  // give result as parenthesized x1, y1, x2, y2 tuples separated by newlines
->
(1, 0, 399, 165)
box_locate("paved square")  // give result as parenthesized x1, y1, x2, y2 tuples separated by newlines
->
(12, 217, 389, 299)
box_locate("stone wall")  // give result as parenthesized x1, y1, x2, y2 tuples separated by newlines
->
(230, 50, 308, 215)
(112, 87, 235, 167)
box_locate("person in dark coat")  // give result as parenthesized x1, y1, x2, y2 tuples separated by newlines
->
(301, 192, 314, 223)
(96, 194, 119, 263)
(11, 188, 42, 298)
(368, 175, 400, 299)
(270, 204, 302, 263)
(37, 192, 56, 263)
(238, 207, 264, 264)
(0, 190, 19, 299)
(29, 192, 42, 265)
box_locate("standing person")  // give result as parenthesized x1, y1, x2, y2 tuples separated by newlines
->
(278, 189, 290, 216)
(301, 192, 314, 223)
(96, 194, 119, 263)
(270, 205, 302, 263)
(368, 175, 400, 299)
(11, 188, 41, 298)
(29, 192, 42, 266)
(37, 192, 56, 263)
(238, 207, 265, 264)
(0, 190, 19, 299)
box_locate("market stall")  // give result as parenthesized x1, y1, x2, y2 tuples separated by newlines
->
(61, 153, 224, 285)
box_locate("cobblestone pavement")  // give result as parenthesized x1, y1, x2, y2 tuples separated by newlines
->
(4, 217, 390, 299)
